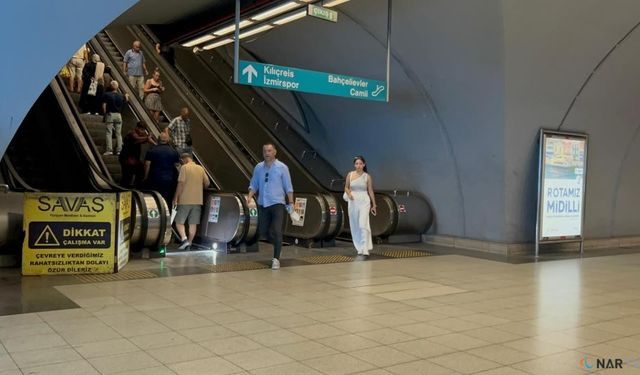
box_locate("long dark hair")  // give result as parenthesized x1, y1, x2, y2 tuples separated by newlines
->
(353, 156, 368, 173)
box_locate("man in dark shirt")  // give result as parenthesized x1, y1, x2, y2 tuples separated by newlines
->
(102, 81, 129, 155)
(119, 121, 155, 188)
(144, 132, 180, 205)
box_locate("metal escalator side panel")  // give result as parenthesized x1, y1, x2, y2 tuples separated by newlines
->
(321, 193, 342, 240)
(385, 191, 433, 238)
(283, 193, 329, 240)
(370, 193, 398, 238)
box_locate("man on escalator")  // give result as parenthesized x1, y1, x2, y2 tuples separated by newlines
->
(144, 132, 180, 206)
(119, 121, 155, 188)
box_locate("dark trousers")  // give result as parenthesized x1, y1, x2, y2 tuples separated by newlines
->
(258, 204, 285, 259)
(120, 160, 143, 188)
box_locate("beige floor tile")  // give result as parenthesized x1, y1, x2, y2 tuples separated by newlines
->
(395, 322, 452, 338)
(533, 331, 598, 349)
(303, 353, 376, 375)
(2, 333, 68, 353)
(37, 309, 93, 322)
(88, 351, 161, 374)
(391, 339, 457, 359)
(73, 337, 139, 358)
(169, 356, 244, 375)
(224, 348, 293, 371)
(352, 281, 444, 294)
(178, 324, 237, 342)
(248, 329, 307, 346)
(116, 366, 177, 375)
(58, 325, 122, 345)
(464, 327, 523, 344)
(396, 309, 450, 322)
(427, 305, 477, 317)
(561, 327, 622, 344)
(364, 313, 420, 327)
(501, 338, 568, 356)
(203, 311, 256, 325)
(273, 340, 339, 360)
(352, 370, 394, 375)
(385, 359, 455, 375)
(0, 370, 21, 375)
(316, 334, 380, 352)
(377, 286, 467, 301)
(349, 345, 418, 367)
(0, 314, 42, 328)
(186, 302, 235, 316)
(328, 318, 384, 333)
(244, 306, 292, 319)
(0, 354, 17, 372)
(606, 336, 640, 351)
(146, 343, 213, 364)
(430, 352, 501, 374)
(511, 351, 589, 375)
(249, 362, 324, 375)
(47, 317, 107, 333)
(468, 344, 537, 365)
(457, 313, 511, 327)
(12, 347, 80, 369)
(580, 343, 639, 359)
(21, 359, 100, 375)
(291, 323, 348, 339)
(225, 319, 281, 336)
(263, 314, 319, 329)
(492, 321, 539, 337)
(200, 336, 263, 356)
(357, 328, 417, 345)
(0, 323, 54, 339)
(426, 333, 491, 351)
(473, 367, 531, 375)
(402, 299, 446, 309)
(85, 304, 137, 316)
(154, 315, 214, 331)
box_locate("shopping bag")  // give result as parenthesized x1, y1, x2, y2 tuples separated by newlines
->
(87, 79, 98, 96)
(170, 206, 177, 224)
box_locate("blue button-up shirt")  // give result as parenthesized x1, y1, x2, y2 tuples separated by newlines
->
(249, 160, 293, 207)
(124, 49, 145, 76)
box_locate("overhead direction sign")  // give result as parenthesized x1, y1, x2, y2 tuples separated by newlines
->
(238, 60, 387, 102)
(308, 4, 338, 23)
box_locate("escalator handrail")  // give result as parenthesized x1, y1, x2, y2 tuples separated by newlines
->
(51, 77, 120, 192)
(0, 156, 39, 192)
(97, 30, 225, 190)
(127, 25, 256, 176)
(138, 25, 261, 166)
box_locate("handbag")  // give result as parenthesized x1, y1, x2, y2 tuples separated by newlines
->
(87, 79, 98, 96)
(59, 65, 71, 79)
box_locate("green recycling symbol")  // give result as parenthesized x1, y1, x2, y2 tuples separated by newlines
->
(148, 209, 159, 219)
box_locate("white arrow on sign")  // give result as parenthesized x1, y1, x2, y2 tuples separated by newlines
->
(242, 64, 258, 84)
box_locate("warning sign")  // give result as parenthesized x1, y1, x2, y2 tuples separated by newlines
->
(28, 222, 110, 249)
(33, 225, 60, 246)
(22, 192, 120, 275)
(291, 197, 307, 227)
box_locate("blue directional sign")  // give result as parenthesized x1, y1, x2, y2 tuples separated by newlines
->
(238, 60, 387, 102)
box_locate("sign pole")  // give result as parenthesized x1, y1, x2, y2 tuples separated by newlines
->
(385, 0, 392, 102)
(233, 0, 240, 84)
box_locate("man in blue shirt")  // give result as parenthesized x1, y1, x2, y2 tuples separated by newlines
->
(123, 40, 148, 100)
(247, 143, 294, 270)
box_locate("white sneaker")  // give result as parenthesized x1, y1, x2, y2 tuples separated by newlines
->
(103, 151, 113, 156)
(271, 258, 280, 270)
(178, 239, 190, 250)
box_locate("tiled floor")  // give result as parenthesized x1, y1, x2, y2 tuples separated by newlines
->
(1, 252, 640, 374)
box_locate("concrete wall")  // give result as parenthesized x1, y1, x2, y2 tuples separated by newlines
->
(503, 0, 640, 242)
(244, 0, 507, 241)
(0, 0, 138, 158)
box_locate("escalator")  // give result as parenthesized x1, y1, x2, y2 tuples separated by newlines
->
(94, 30, 259, 249)
(107, 25, 345, 246)
(142, 25, 432, 244)
(2, 75, 171, 254)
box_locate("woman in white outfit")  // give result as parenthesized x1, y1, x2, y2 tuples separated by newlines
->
(344, 156, 377, 256)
